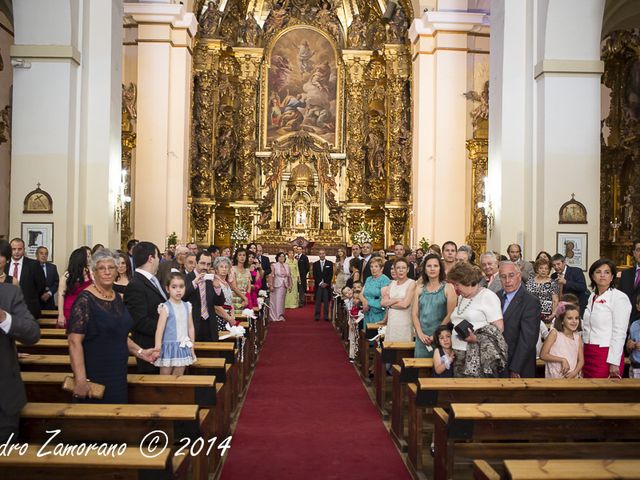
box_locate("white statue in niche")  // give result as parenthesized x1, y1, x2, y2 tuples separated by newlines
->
(294, 203, 307, 228)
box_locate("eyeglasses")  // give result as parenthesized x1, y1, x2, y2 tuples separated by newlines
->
(96, 265, 116, 272)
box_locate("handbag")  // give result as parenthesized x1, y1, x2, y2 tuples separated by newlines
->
(62, 376, 105, 399)
(454, 319, 474, 340)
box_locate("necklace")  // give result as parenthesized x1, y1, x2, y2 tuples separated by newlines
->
(456, 288, 479, 315)
(93, 283, 114, 300)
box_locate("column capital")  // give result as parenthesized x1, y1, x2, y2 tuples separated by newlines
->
(409, 10, 489, 42)
(124, 2, 198, 42)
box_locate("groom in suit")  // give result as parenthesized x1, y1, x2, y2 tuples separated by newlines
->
(619, 240, 640, 321)
(497, 261, 540, 378)
(124, 241, 165, 374)
(313, 249, 333, 322)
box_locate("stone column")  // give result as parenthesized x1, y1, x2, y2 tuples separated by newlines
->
(11, 0, 123, 260)
(409, 6, 489, 245)
(124, 2, 197, 247)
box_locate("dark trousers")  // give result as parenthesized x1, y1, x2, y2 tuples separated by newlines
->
(196, 317, 218, 342)
(0, 409, 20, 443)
(314, 287, 330, 320)
(298, 277, 307, 306)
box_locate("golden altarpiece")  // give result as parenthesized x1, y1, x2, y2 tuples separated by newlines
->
(186, 0, 414, 251)
(601, 29, 640, 265)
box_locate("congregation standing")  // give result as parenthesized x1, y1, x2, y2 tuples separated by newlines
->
(2, 234, 640, 443)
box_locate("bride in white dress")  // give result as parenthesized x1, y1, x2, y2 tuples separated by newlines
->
(381, 258, 417, 342)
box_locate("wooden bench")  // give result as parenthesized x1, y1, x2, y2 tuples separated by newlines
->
(390, 358, 434, 450)
(37, 318, 58, 328)
(40, 309, 59, 318)
(407, 379, 640, 479)
(358, 323, 383, 382)
(0, 444, 187, 480)
(373, 341, 415, 416)
(473, 459, 640, 480)
(434, 402, 640, 480)
(38, 328, 66, 338)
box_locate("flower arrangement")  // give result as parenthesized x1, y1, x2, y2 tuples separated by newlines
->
(352, 222, 373, 244)
(230, 223, 249, 243)
(418, 237, 430, 251)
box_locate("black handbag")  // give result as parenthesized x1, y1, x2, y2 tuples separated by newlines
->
(454, 319, 474, 340)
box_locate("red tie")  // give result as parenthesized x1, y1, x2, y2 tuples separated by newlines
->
(12, 262, 18, 279)
(635, 268, 640, 289)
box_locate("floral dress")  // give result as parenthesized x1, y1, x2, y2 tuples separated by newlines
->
(525, 277, 559, 316)
(232, 266, 251, 315)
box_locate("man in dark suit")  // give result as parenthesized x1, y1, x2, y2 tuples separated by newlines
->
(127, 239, 139, 271)
(313, 249, 333, 321)
(185, 251, 224, 342)
(124, 241, 165, 374)
(0, 283, 40, 442)
(36, 246, 59, 311)
(296, 245, 310, 307)
(256, 244, 272, 293)
(383, 243, 416, 279)
(498, 261, 540, 378)
(551, 253, 588, 314)
(360, 242, 374, 282)
(619, 240, 640, 321)
(5, 238, 46, 319)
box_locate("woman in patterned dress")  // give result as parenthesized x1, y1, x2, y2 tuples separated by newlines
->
(525, 258, 559, 322)
(231, 248, 252, 315)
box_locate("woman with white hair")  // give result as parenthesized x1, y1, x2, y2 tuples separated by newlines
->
(67, 249, 158, 403)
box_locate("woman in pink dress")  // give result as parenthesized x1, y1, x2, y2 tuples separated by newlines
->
(269, 252, 292, 322)
(57, 247, 93, 328)
(247, 251, 263, 311)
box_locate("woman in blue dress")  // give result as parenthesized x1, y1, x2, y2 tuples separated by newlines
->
(361, 257, 391, 327)
(67, 250, 158, 403)
(412, 254, 456, 358)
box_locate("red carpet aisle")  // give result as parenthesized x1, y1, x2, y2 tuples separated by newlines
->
(220, 305, 411, 480)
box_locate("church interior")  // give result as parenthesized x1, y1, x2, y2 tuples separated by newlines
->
(2, 1, 640, 479)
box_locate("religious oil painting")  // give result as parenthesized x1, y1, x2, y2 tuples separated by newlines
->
(266, 27, 338, 146)
(556, 232, 588, 271)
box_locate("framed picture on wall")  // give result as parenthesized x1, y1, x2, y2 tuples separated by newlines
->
(556, 232, 587, 271)
(21, 222, 54, 261)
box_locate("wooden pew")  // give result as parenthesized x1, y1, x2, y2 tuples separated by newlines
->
(0, 444, 186, 480)
(407, 378, 640, 479)
(434, 402, 640, 480)
(37, 319, 57, 328)
(373, 341, 415, 416)
(40, 309, 59, 318)
(39, 328, 66, 338)
(390, 358, 433, 450)
(358, 323, 383, 382)
(506, 459, 640, 480)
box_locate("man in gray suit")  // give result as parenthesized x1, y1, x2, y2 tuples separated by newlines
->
(479, 252, 502, 293)
(497, 261, 540, 378)
(0, 283, 41, 442)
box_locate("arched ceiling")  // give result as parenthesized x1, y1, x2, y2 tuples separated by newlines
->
(603, 0, 640, 37)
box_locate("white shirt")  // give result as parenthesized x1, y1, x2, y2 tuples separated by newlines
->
(343, 256, 358, 275)
(582, 288, 631, 365)
(450, 287, 503, 351)
(10, 257, 24, 281)
(0, 312, 12, 333)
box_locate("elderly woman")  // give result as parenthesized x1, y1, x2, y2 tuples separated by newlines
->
(211, 256, 235, 332)
(361, 256, 391, 328)
(67, 250, 157, 402)
(447, 262, 506, 377)
(269, 252, 292, 322)
(582, 258, 631, 378)
(526, 258, 559, 321)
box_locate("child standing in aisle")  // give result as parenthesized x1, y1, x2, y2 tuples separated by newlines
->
(154, 272, 196, 374)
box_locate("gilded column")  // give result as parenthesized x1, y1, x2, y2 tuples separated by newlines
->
(235, 47, 263, 201)
(465, 137, 488, 254)
(343, 51, 371, 204)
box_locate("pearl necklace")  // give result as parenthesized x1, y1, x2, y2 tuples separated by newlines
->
(456, 288, 480, 315)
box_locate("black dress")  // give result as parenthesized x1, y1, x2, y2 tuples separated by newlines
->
(66, 290, 133, 403)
